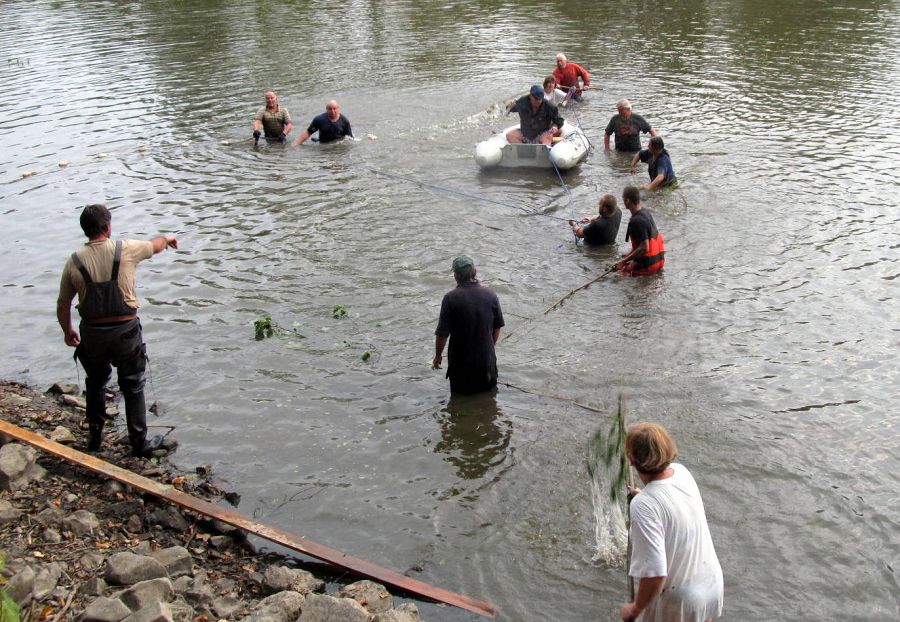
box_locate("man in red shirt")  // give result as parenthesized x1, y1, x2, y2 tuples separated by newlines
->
(552, 53, 590, 102)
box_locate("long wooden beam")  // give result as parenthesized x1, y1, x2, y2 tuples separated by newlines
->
(0, 419, 498, 618)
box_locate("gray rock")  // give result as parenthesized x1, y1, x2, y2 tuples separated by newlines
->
(42, 527, 62, 543)
(147, 507, 189, 531)
(238, 591, 305, 622)
(105, 480, 125, 496)
(160, 437, 178, 451)
(105, 404, 120, 418)
(105, 552, 168, 586)
(375, 604, 421, 622)
(63, 492, 79, 505)
(0, 499, 23, 525)
(80, 577, 108, 597)
(31, 561, 63, 601)
(214, 577, 236, 593)
(211, 518, 239, 535)
(62, 509, 101, 536)
(48, 383, 79, 395)
(61, 394, 87, 409)
(0, 443, 46, 491)
(336, 580, 393, 614)
(126, 514, 143, 533)
(82, 596, 132, 622)
(118, 577, 174, 611)
(212, 594, 244, 618)
(48, 425, 77, 444)
(167, 596, 194, 622)
(299, 593, 372, 622)
(209, 535, 232, 550)
(183, 583, 214, 607)
(149, 401, 164, 416)
(121, 600, 174, 622)
(263, 565, 324, 595)
(34, 505, 65, 526)
(171, 576, 192, 594)
(149, 546, 192, 578)
(80, 551, 107, 570)
(6, 565, 35, 606)
(132, 541, 154, 556)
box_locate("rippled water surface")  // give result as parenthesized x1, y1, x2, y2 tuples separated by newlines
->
(1, 1, 898, 619)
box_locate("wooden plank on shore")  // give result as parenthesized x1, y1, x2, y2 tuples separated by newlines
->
(0, 419, 499, 618)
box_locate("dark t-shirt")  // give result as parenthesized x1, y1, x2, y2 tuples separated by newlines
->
(605, 113, 651, 151)
(625, 208, 659, 245)
(513, 95, 565, 141)
(639, 149, 677, 186)
(435, 281, 505, 393)
(583, 207, 622, 245)
(307, 113, 353, 143)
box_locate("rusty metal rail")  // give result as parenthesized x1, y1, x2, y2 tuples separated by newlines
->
(0, 419, 498, 618)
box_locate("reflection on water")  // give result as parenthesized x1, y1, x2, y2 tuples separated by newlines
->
(434, 389, 512, 481)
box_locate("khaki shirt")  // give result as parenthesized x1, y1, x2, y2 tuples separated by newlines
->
(255, 105, 292, 136)
(58, 239, 154, 314)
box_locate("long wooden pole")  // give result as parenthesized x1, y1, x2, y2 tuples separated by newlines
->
(543, 265, 617, 316)
(0, 419, 498, 618)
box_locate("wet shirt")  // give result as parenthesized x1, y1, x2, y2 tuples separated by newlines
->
(583, 207, 622, 245)
(605, 113, 652, 151)
(625, 208, 660, 245)
(435, 281, 504, 386)
(629, 463, 724, 622)
(640, 149, 677, 186)
(255, 106, 292, 137)
(552, 62, 590, 93)
(58, 239, 155, 313)
(307, 113, 353, 143)
(512, 95, 564, 141)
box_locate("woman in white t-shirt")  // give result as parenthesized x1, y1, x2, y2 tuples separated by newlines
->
(620, 423, 724, 622)
(542, 75, 569, 107)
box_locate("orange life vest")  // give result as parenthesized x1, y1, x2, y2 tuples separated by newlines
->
(631, 232, 665, 276)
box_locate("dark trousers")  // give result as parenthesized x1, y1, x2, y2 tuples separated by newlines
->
(76, 319, 147, 452)
(448, 364, 498, 395)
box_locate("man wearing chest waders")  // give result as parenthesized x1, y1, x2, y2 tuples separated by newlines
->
(57, 204, 178, 457)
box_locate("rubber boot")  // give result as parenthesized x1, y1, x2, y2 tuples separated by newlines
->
(87, 421, 103, 452)
(134, 434, 164, 457)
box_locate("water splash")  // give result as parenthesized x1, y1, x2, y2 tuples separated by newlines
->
(588, 450, 628, 564)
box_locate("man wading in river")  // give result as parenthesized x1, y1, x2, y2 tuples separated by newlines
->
(57, 204, 178, 456)
(433, 256, 504, 394)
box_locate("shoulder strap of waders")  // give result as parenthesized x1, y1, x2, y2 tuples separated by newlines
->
(70, 252, 92, 284)
(110, 240, 122, 281)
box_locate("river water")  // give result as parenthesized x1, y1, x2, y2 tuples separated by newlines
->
(1, 1, 898, 619)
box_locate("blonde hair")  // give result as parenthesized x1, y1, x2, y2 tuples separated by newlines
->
(625, 423, 678, 474)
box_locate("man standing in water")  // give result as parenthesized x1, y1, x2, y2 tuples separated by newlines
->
(615, 186, 665, 276)
(631, 136, 677, 191)
(569, 194, 622, 245)
(433, 256, 505, 394)
(57, 204, 178, 457)
(253, 91, 293, 144)
(552, 53, 590, 101)
(293, 100, 353, 145)
(604, 99, 657, 152)
(506, 85, 564, 145)
(619, 422, 724, 621)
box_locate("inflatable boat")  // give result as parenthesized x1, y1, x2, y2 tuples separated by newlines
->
(474, 121, 590, 170)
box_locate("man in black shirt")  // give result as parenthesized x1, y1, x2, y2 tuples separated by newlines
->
(569, 194, 622, 245)
(506, 85, 564, 145)
(614, 186, 666, 276)
(293, 100, 353, 145)
(434, 256, 505, 395)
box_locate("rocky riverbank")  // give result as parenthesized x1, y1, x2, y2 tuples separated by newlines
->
(0, 381, 423, 621)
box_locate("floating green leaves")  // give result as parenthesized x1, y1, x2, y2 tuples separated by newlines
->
(586, 396, 630, 503)
(361, 351, 371, 362)
(253, 315, 304, 340)
(332, 304, 347, 319)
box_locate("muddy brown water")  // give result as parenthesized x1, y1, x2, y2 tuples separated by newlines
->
(1, 1, 898, 619)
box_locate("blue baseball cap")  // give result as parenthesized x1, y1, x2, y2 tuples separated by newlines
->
(530, 85, 544, 98)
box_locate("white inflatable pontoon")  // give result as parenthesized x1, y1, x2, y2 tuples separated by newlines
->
(474, 121, 590, 170)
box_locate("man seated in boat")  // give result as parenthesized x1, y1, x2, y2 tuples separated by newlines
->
(505, 85, 564, 146)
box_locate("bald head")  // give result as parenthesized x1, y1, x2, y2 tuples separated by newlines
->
(556, 53, 567, 69)
(265, 91, 277, 109)
(326, 100, 340, 121)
